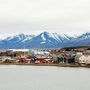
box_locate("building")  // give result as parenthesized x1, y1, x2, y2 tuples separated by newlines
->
(61, 46, 90, 52)
(78, 55, 90, 65)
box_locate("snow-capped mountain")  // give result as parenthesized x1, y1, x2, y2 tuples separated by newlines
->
(0, 31, 90, 49)
(4, 33, 34, 42)
(0, 33, 35, 49)
(59, 32, 90, 47)
(24, 31, 73, 48)
(77, 32, 90, 40)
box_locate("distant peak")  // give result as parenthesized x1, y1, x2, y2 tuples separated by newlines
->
(41, 31, 49, 34)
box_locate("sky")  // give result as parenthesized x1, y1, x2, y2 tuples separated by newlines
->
(0, 0, 90, 37)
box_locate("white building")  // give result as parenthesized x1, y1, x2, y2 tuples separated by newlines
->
(9, 49, 29, 52)
(78, 55, 90, 65)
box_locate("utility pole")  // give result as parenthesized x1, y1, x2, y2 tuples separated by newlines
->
(24, 41, 25, 57)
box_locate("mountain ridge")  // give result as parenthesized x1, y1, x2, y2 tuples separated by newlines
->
(0, 31, 90, 49)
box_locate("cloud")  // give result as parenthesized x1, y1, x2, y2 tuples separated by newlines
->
(0, 0, 90, 36)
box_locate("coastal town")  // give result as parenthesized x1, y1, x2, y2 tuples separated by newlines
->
(0, 46, 90, 67)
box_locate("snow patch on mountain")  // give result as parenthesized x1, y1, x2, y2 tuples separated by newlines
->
(41, 33, 46, 41)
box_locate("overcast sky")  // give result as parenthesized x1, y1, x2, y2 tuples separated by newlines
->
(0, 0, 90, 37)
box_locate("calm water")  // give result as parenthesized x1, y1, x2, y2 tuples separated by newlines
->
(0, 65, 90, 90)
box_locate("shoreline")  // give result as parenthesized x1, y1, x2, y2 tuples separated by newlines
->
(0, 63, 90, 68)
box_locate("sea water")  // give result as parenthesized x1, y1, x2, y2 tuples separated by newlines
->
(0, 65, 90, 90)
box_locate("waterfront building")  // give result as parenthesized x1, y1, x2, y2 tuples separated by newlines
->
(78, 55, 90, 65)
